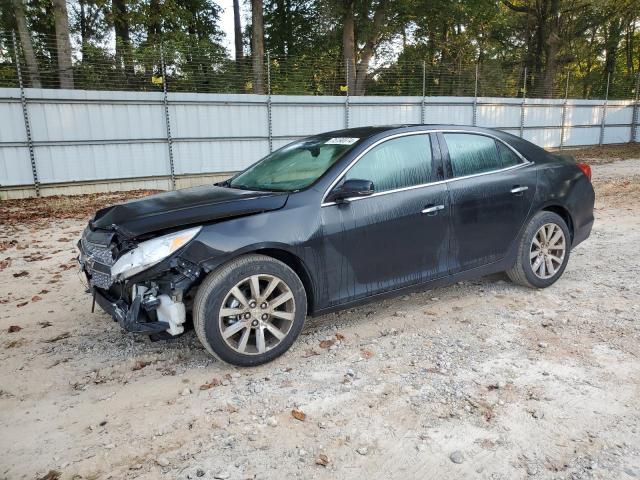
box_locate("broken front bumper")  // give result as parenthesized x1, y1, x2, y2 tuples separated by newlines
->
(92, 287, 170, 334)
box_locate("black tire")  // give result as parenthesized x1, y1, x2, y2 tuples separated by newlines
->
(506, 211, 571, 289)
(193, 254, 307, 366)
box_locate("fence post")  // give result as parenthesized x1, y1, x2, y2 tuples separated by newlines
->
(344, 59, 350, 128)
(631, 72, 640, 143)
(159, 45, 176, 190)
(599, 72, 610, 146)
(266, 53, 273, 153)
(421, 60, 426, 124)
(520, 67, 527, 138)
(472, 64, 479, 127)
(559, 73, 570, 150)
(12, 31, 40, 197)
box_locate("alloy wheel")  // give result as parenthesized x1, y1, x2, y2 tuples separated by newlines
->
(218, 274, 295, 355)
(530, 223, 566, 279)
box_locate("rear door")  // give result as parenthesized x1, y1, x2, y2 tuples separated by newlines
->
(439, 132, 536, 273)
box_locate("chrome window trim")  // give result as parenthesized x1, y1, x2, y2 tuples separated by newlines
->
(321, 129, 532, 207)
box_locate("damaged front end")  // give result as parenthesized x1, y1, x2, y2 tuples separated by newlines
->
(78, 225, 202, 337)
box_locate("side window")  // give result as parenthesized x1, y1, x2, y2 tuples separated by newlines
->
(343, 134, 433, 193)
(443, 133, 501, 177)
(496, 141, 522, 168)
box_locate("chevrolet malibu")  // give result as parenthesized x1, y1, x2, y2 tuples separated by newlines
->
(78, 125, 594, 366)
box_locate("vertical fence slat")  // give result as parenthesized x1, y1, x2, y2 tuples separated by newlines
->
(421, 60, 426, 124)
(599, 72, 610, 146)
(519, 67, 527, 138)
(632, 72, 640, 143)
(559, 73, 570, 150)
(267, 53, 273, 153)
(12, 31, 40, 197)
(160, 45, 176, 190)
(472, 64, 479, 127)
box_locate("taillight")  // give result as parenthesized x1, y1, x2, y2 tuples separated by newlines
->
(577, 162, 591, 181)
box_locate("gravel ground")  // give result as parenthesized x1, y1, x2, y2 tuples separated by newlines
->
(0, 159, 639, 480)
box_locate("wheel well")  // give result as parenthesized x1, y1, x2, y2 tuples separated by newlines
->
(254, 248, 315, 315)
(542, 205, 574, 242)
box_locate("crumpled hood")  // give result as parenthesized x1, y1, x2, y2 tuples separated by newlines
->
(90, 185, 288, 239)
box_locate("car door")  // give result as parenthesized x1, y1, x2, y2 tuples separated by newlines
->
(319, 132, 451, 307)
(438, 132, 536, 274)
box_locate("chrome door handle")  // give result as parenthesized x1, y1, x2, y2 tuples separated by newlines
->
(421, 204, 445, 214)
(510, 186, 529, 194)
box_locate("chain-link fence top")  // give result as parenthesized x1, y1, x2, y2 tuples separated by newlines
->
(1, 31, 639, 100)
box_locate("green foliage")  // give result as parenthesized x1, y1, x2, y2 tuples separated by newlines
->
(1, 0, 639, 97)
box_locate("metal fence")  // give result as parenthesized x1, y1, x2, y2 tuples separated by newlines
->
(1, 32, 639, 199)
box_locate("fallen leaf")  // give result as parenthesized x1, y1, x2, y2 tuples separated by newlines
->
(39, 289, 50, 295)
(13, 271, 29, 278)
(57, 237, 70, 242)
(319, 339, 335, 349)
(132, 360, 149, 371)
(361, 348, 374, 359)
(315, 454, 330, 466)
(0, 258, 11, 270)
(7, 325, 22, 333)
(37, 470, 60, 480)
(16, 301, 28, 308)
(226, 403, 239, 413)
(39, 321, 53, 328)
(302, 349, 320, 357)
(200, 378, 221, 390)
(44, 332, 71, 343)
(31, 295, 42, 302)
(335, 332, 345, 341)
(292, 409, 306, 421)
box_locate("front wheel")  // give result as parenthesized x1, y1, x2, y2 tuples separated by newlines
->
(506, 211, 571, 288)
(193, 254, 307, 366)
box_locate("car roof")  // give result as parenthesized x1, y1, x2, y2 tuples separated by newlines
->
(317, 124, 549, 161)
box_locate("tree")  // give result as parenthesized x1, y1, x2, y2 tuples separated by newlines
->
(251, 0, 265, 94)
(233, 0, 244, 60)
(12, 0, 41, 87)
(341, 0, 388, 95)
(52, 0, 74, 88)
(112, 0, 133, 73)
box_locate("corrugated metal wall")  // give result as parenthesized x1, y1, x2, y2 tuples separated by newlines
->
(1, 87, 637, 197)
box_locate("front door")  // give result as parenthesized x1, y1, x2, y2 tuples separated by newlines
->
(320, 133, 451, 307)
(438, 132, 536, 273)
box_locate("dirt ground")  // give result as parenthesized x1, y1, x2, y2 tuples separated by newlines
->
(1, 157, 639, 480)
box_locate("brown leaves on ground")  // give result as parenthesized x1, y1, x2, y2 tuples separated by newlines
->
(361, 348, 374, 359)
(319, 339, 335, 349)
(199, 378, 221, 390)
(0, 257, 11, 270)
(7, 325, 22, 333)
(291, 409, 306, 421)
(12, 271, 29, 278)
(16, 301, 28, 308)
(31, 295, 42, 302)
(0, 190, 161, 226)
(132, 360, 150, 371)
(335, 332, 346, 341)
(569, 143, 640, 165)
(36, 470, 60, 480)
(315, 454, 330, 466)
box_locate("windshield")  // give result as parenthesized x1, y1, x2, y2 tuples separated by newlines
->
(229, 136, 359, 192)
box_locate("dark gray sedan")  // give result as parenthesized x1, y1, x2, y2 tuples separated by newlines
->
(78, 125, 594, 366)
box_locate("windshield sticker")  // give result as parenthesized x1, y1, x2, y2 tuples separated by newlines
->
(325, 137, 359, 145)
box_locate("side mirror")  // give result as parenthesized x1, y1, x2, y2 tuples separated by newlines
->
(327, 179, 374, 203)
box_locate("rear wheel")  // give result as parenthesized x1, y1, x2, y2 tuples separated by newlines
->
(194, 254, 307, 366)
(506, 211, 571, 288)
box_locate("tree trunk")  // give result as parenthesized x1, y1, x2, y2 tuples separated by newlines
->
(541, 0, 560, 98)
(342, 0, 356, 94)
(603, 17, 624, 90)
(354, 5, 385, 95)
(12, 0, 41, 88)
(233, 0, 244, 60)
(113, 0, 133, 75)
(52, 0, 74, 89)
(251, 0, 265, 94)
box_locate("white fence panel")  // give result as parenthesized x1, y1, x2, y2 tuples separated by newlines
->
(0, 88, 637, 197)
